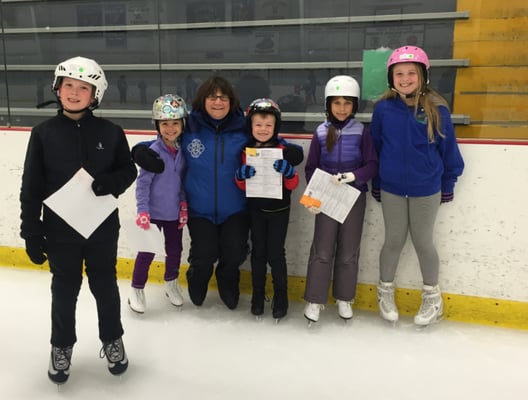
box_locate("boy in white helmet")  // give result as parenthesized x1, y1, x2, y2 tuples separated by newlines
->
(302, 75, 378, 324)
(20, 56, 136, 384)
(129, 94, 188, 313)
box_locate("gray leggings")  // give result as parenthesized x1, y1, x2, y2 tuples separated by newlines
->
(379, 190, 440, 286)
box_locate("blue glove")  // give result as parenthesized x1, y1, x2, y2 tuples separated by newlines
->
(236, 165, 256, 180)
(273, 159, 295, 179)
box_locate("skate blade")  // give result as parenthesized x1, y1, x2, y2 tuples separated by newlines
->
(414, 313, 443, 331)
(384, 319, 398, 328)
(127, 300, 145, 314)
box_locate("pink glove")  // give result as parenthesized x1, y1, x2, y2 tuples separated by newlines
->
(178, 201, 188, 229)
(136, 212, 150, 230)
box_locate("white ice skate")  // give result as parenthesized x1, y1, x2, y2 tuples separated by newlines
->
(304, 302, 323, 326)
(377, 281, 399, 323)
(336, 300, 353, 321)
(414, 284, 443, 327)
(165, 279, 184, 307)
(128, 287, 146, 313)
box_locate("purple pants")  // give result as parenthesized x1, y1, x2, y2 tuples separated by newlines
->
(132, 219, 183, 288)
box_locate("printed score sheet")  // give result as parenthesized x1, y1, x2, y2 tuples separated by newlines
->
(245, 147, 283, 199)
(300, 168, 360, 223)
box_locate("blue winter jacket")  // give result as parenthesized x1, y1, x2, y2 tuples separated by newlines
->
(181, 107, 249, 224)
(135, 137, 186, 221)
(370, 97, 464, 197)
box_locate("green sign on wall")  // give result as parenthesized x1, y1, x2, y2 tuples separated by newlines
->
(362, 49, 392, 101)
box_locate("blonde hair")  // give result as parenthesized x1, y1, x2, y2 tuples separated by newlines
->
(381, 64, 449, 142)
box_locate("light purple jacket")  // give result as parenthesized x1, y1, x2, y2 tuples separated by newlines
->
(135, 137, 186, 221)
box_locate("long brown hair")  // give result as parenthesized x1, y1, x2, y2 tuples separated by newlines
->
(325, 95, 357, 152)
(381, 64, 449, 142)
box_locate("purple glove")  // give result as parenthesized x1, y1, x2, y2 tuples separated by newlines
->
(441, 192, 454, 204)
(371, 188, 381, 202)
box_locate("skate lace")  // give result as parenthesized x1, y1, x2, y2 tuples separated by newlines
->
(417, 294, 438, 314)
(100, 339, 123, 363)
(53, 347, 72, 370)
(379, 289, 397, 312)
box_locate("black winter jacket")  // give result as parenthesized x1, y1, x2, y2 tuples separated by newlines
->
(20, 110, 137, 242)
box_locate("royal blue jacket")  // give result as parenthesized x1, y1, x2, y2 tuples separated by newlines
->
(370, 97, 464, 197)
(181, 107, 249, 224)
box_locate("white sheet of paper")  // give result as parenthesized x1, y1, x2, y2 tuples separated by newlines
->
(121, 218, 166, 255)
(245, 147, 283, 199)
(303, 168, 361, 223)
(43, 168, 118, 239)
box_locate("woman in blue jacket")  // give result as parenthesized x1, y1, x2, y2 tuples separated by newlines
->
(370, 46, 464, 326)
(181, 76, 250, 309)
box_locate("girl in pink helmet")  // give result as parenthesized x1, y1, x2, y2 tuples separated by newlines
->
(370, 46, 465, 326)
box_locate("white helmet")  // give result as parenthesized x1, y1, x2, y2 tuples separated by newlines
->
(324, 75, 360, 100)
(53, 56, 108, 107)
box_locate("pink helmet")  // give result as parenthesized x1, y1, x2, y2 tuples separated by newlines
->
(387, 46, 430, 87)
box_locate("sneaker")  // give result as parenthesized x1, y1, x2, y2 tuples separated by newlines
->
(48, 345, 73, 385)
(164, 279, 184, 306)
(128, 287, 146, 313)
(414, 285, 444, 326)
(336, 300, 353, 320)
(304, 302, 323, 322)
(100, 337, 128, 376)
(377, 281, 399, 322)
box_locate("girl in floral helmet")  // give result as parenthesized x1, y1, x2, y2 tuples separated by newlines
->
(129, 94, 189, 314)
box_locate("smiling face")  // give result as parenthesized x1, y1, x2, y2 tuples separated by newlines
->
(392, 62, 420, 97)
(158, 119, 184, 147)
(330, 96, 354, 122)
(58, 77, 95, 119)
(250, 113, 276, 143)
(204, 90, 230, 120)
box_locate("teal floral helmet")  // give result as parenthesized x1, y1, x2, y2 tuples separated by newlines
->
(152, 94, 188, 121)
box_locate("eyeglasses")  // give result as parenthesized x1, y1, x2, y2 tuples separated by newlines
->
(206, 94, 230, 102)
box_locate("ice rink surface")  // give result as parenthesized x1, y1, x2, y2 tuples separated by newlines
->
(1, 266, 526, 400)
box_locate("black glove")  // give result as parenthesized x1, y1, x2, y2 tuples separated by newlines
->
(282, 144, 304, 166)
(25, 236, 47, 265)
(92, 175, 114, 196)
(132, 144, 165, 173)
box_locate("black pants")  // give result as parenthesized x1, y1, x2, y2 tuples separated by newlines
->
(249, 208, 290, 297)
(46, 237, 123, 347)
(186, 213, 249, 309)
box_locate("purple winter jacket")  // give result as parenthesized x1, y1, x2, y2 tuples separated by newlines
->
(305, 118, 378, 192)
(135, 137, 186, 221)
